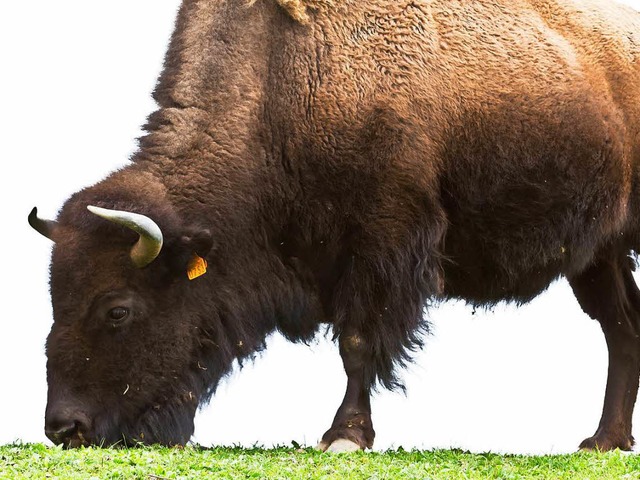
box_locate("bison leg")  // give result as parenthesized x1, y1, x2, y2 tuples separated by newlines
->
(569, 254, 640, 451)
(317, 331, 375, 452)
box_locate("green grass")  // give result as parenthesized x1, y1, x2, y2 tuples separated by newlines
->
(1, 444, 639, 479)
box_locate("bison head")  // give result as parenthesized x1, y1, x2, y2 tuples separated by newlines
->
(28, 180, 234, 448)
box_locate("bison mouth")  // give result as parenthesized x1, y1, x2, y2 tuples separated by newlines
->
(46, 398, 198, 448)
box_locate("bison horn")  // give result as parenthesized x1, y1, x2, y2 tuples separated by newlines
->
(28, 207, 59, 241)
(87, 205, 163, 268)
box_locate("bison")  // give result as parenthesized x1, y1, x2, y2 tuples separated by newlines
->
(29, 0, 640, 452)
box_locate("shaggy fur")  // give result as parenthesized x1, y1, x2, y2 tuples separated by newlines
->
(250, 0, 309, 23)
(34, 0, 640, 451)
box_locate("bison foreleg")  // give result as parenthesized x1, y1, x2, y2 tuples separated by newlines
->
(317, 331, 375, 452)
(569, 253, 640, 451)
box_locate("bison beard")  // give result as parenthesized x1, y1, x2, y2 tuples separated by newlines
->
(29, 0, 640, 452)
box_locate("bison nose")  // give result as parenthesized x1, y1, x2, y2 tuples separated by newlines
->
(45, 409, 91, 446)
(45, 420, 76, 444)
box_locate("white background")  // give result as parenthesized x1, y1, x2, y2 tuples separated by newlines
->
(1, 0, 639, 455)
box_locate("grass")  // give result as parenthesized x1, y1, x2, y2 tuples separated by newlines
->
(1, 443, 640, 479)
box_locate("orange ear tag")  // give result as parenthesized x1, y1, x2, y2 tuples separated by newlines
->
(187, 255, 208, 280)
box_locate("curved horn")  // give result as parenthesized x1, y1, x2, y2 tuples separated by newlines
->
(28, 207, 59, 241)
(87, 205, 163, 268)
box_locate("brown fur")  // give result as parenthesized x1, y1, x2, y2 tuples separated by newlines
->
(250, 0, 309, 23)
(36, 0, 640, 451)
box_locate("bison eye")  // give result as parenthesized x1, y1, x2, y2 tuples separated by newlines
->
(108, 307, 129, 321)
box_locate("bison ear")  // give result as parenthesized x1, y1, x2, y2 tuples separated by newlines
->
(181, 229, 214, 258)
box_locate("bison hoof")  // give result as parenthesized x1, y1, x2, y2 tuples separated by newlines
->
(316, 438, 362, 453)
(317, 416, 374, 452)
(579, 431, 634, 452)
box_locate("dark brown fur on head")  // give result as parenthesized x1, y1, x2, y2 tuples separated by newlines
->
(46, 164, 322, 446)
